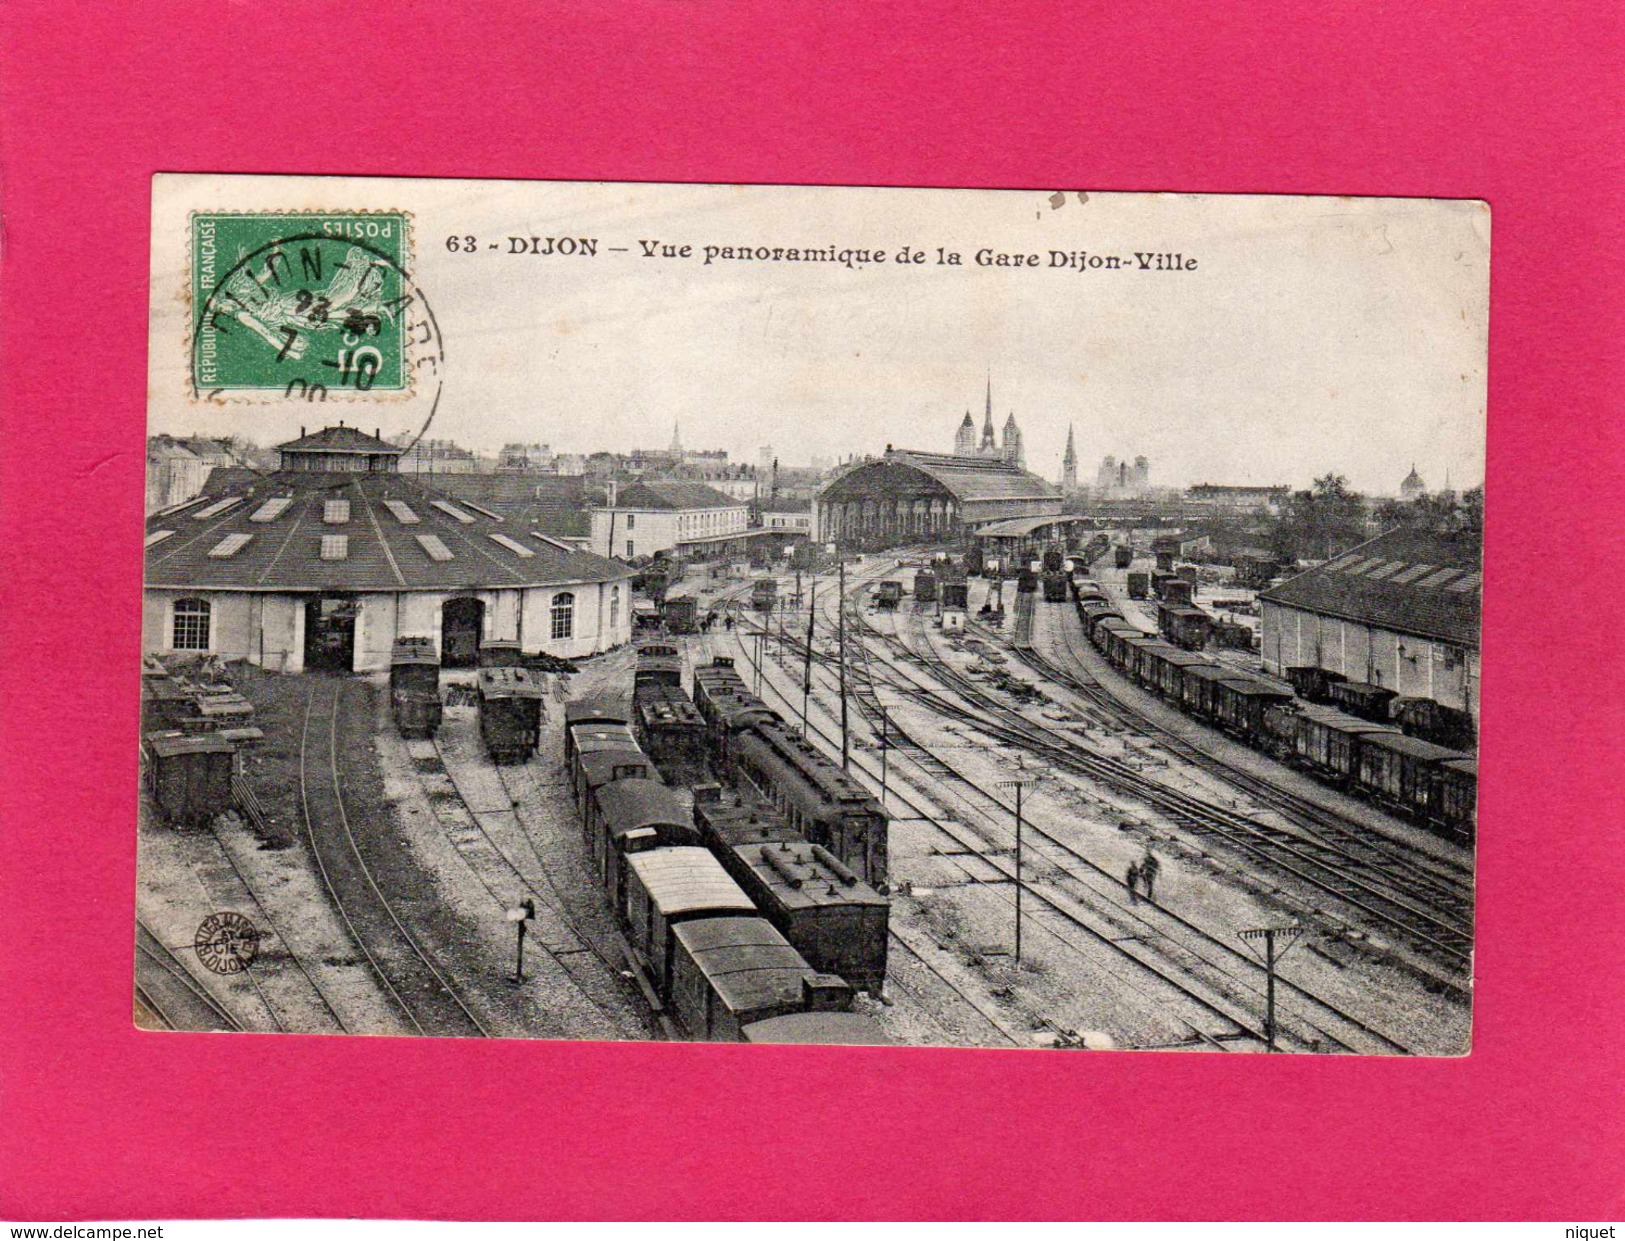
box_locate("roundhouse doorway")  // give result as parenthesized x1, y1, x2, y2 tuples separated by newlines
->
(304, 595, 360, 673)
(442, 596, 485, 668)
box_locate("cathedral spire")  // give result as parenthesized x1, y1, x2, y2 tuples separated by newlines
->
(980, 376, 997, 452)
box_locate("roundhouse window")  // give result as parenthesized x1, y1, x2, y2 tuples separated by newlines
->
(172, 597, 211, 651)
(550, 592, 575, 641)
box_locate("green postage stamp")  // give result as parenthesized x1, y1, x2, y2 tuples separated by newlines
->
(190, 211, 413, 397)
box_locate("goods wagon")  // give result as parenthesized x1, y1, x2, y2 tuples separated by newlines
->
(633, 642, 684, 694)
(476, 667, 545, 764)
(1356, 732, 1467, 824)
(1134, 642, 1214, 701)
(1261, 703, 1401, 785)
(144, 732, 236, 827)
(940, 581, 969, 611)
(875, 580, 903, 610)
(1328, 680, 1397, 723)
(751, 579, 779, 614)
(668, 916, 853, 1042)
(661, 595, 698, 635)
(1157, 604, 1212, 651)
(1126, 571, 1151, 600)
(913, 570, 938, 604)
(1207, 675, 1295, 742)
(389, 637, 442, 739)
(1176, 565, 1199, 586)
(478, 639, 524, 668)
(621, 847, 758, 1005)
(1153, 575, 1194, 606)
(1016, 569, 1038, 594)
(740, 1010, 896, 1045)
(633, 685, 711, 787)
(1042, 572, 1069, 602)
(1391, 697, 1477, 751)
(572, 744, 655, 809)
(1155, 549, 1176, 572)
(1114, 545, 1133, 569)
(563, 700, 632, 762)
(1285, 666, 1349, 704)
(587, 779, 700, 910)
(1435, 758, 1478, 842)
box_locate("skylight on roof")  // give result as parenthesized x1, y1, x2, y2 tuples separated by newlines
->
(145, 530, 175, 548)
(1416, 567, 1464, 589)
(1389, 563, 1434, 584)
(1446, 572, 1482, 593)
(415, 534, 454, 561)
(323, 500, 351, 524)
(249, 497, 293, 523)
(431, 500, 475, 524)
(489, 532, 534, 558)
(193, 496, 243, 520)
(320, 535, 349, 561)
(532, 531, 578, 552)
(1365, 561, 1405, 580)
(383, 500, 420, 524)
(208, 532, 253, 558)
(462, 500, 504, 521)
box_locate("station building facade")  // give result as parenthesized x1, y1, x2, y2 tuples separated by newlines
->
(814, 448, 1061, 548)
(588, 480, 753, 562)
(143, 426, 633, 673)
(1258, 527, 1483, 724)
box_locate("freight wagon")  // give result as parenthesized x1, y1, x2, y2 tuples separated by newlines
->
(389, 637, 442, 738)
(476, 667, 545, 764)
(144, 732, 236, 827)
(875, 580, 903, 610)
(913, 570, 938, 604)
(667, 917, 854, 1043)
(1041, 571, 1069, 602)
(1126, 571, 1150, 600)
(1114, 545, 1133, 569)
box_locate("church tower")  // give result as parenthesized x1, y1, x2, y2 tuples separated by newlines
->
(954, 409, 977, 456)
(1002, 411, 1025, 470)
(1061, 424, 1078, 492)
(979, 378, 997, 456)
(669, 419, 683, 460)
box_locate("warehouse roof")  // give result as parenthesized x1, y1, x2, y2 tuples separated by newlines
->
(144, 470, 632, 592)
(1260, 528, 1482, 647)
(429, 472, 591, 538)
(605, 480, 744, 511)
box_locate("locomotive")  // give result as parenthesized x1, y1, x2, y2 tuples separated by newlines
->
(389, 637, 443, 738)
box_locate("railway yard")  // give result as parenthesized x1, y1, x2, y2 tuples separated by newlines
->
(136, 541, 1475, 1054)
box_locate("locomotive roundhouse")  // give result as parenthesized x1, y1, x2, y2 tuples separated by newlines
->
(143, 426, 634, 673)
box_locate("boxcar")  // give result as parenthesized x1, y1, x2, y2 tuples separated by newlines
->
(572, 743, 654, 809)
(1284, 666, 1349, 704)
(588, 779, 700, 910)
(1262, 703, 1400, 784)
(1435, 758, 1478, 842)
(661, 595, 698, 634)
(478, 639, 524, 668)
(731, 720, 889, 888)
(1176, 564, 1199, 586)
(1328, 680, 1397, 723)
(940, 581, 969, 611)
(1114, 545, 1133, 569)
(1157, 604, 1212, 651)
(563, 698, 633, 761)
(633, 686, 711, 786)
(1041, 572, 1069, 602)
(717, 836, 889, 994)
(621, 848, 758, 1005)
(741, 1010, 896, 1045)
(1177, 664, 1234, 722)
(1355, 732, 1466, 824)
(1137, 643, 1214, 701)
(1391, 697, 1478, 751)
(476, 667, 545, 763)
(875, 580, 903, 610)
(1126, 571, 1150, 600)
(144, 732, 236, 827)
(913, 569, 938, 604)
(633, 643, 684, 695)
(1041, 546, 1065, 573)
(751, 578, 779, 614)
(389, 637, 443, 738)
(1155, 549, 1176, 572)
(693, 788, 805, 851)
(1156, 576, 1195, 606)
(1208, 675, 1295, 743)
(668, 916, 852, 1042)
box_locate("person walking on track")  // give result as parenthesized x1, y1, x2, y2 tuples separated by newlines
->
(1125, 861, 1140, 904)
(1141, 848, 1160, 902)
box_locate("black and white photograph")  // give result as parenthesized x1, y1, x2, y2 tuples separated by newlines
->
(138, 176, 1487, 1053)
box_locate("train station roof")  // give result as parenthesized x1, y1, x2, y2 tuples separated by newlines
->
(819, 449, 1060, 504)
(145, 469, 632, 593)
(974, 514, 1087, 538)
(1259, 527, 1482, 647)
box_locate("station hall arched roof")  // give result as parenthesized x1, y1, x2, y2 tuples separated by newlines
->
(817, 449, 1060, 505)
(145, 469, 632, 594)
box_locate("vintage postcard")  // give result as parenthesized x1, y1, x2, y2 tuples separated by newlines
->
(139, 176, 1486, 1052)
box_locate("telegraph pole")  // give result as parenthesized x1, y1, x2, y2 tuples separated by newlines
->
(801, 574, 817, 734)
(878, 703, 890, 809)
(838, 552, 849, 770)
(1239, 923, 1303, 1052)
(997, 780, 1029, 964)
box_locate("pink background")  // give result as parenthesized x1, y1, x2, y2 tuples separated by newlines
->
(1, 0, 1620, 1220)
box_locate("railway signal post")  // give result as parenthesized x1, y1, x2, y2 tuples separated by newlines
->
(997, 779, 1030, 965)
(1239, 923, 1303, 1052)
(507, 897, 536, 984)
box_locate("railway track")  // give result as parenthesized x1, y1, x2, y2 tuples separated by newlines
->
(1008, 589, 1475, 903)
(857, 602, 1474, 980)
(298, 679, 489, 1038)
(740, 571, 1450, 1051)
(134, 920, 242, 1033)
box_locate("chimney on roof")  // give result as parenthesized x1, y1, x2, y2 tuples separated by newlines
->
(375, 427, 380, 441)
(300, 425, 306, 437)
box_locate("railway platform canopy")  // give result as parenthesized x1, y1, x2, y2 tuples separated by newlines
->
(814, 448, 1060, 549)
(973, 514, 1103, 556)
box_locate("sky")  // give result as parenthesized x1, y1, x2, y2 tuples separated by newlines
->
(149, 178, 1489, 494)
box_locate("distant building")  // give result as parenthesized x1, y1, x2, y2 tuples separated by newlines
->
(952, 379, 1026, 468)
(389, 434, 484, 474)
(816, 447, 1061, 548)
(1400, 464, 1427, 499)
(497, 443, 554, 471)
(590, 480, 752, 561)
(1095, 453, 1154, 499)
(1259, 527, 1482, 725)
(1185, 483, 1290, 515)
(761, 497, 813, 534)
(146, 438, 208, 514)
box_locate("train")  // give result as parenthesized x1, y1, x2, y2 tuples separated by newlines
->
(143, 732, 237, 827)
(875, 580, 903, 610)
(1156, 603, 1212, 652)
(632, 643, 710, 786)
(751, 578, 779, 614)
(389, 637, 443, 738)
(1114, 545, 1133, 569)
(1041, 571, 1069, 602)
(661, 595, 698, 635)
(476, 666, 545, 763)
(1041, 546, 1064, 573)
(913, 569, 938, 604)
(1074, 589, 1477, 842)
(562, 689, 892, 1042)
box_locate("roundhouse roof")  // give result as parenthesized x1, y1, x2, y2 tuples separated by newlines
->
(145, 470, 632, 593)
